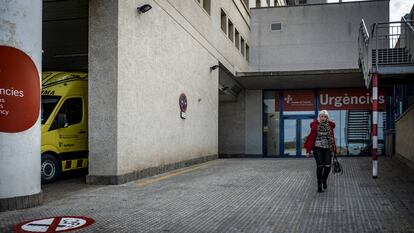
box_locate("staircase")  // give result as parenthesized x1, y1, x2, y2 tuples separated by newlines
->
(372, 48, 412, 65)
(358, 18, 414, 87)
(345, 110, 370, 144)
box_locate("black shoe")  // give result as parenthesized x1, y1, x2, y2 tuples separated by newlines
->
(322, 181, 327, 190)
(317, 183, 323, 193)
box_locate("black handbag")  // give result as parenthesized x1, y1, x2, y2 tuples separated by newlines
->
(332, 156, 343, 175)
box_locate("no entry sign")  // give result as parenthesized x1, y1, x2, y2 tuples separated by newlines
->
(13, 216, 95, 233)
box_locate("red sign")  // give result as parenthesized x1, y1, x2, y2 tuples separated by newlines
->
(0, 46, 40, 132)
(318, 88, 386, 110)
(14, 216, 95, 233)
(179, 93, 187, 112)
(283, 90, 315, 111)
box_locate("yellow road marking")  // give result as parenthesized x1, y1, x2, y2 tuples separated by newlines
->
(135, 161, 216, 187)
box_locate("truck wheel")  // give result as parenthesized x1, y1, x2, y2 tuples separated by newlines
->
(41, 154, 60, 184)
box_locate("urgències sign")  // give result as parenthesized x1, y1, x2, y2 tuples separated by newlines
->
(318, 89, 386, 110)
(0, 46, 40, 133)
(281, 89, 386, 111)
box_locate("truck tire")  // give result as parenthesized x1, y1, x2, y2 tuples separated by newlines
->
(41, 154, 61, 184)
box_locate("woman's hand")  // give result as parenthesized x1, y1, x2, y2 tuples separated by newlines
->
(306, 152, 311, 158)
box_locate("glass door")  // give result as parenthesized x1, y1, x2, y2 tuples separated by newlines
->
(300, 118, 314, 156)
(283, 119, 298, 156)
(283, 117, 314, 157)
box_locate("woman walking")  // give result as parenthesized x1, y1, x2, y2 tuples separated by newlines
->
(304, 110, 337, 193)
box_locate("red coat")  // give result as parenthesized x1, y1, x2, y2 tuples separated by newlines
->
(304, 119, 337, 154)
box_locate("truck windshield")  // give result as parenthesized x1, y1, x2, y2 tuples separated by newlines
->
(41, 95, 61, 124)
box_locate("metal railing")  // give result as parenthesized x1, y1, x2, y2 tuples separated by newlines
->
(358, 18, 414, 86)
(358, 19, 371, 87)
(402, 17, 414, 63)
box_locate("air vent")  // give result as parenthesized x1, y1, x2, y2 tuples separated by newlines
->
(271, 23, 282, 31)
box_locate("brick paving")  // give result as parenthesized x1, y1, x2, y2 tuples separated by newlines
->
(1, 156, 414, 232)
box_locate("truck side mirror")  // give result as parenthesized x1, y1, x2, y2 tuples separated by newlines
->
(57, 113, 68, 128)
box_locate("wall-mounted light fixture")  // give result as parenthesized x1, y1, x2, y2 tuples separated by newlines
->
(137, 4, 152, 14)
(210, 65, 219, 71)
(219, 84, 229, 92)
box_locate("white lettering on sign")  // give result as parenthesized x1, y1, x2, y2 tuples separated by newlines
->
(0, 89, 24, 117)
(284, 94, 313, 105)
(0, 110, 9, 116)
(0, 87, 24, 97)
(0, 98, 8, 116)
(319, 93, 385, 108)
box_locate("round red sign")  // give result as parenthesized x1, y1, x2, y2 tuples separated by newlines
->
(0, 46, 40, 133)
(13, 216, 95, 233)
(179, 93, 187, 112)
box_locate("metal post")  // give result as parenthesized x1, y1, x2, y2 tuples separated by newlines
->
(372, 73, 379, 178)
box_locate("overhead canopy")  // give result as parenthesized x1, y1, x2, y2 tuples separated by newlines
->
(234, 69, 366, 89)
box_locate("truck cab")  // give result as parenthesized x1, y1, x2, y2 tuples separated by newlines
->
(41, 72, 88, 183)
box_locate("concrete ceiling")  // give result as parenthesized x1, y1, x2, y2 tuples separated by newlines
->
(234, 69, 366, 89)
(43, 0, 88, 71)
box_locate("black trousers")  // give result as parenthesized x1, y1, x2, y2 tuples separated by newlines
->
(313, 147, 332, 183)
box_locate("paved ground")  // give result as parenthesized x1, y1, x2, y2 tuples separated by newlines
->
(1, 156, 414, 233)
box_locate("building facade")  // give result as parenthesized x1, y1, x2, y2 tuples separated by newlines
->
(219, 0, 390, 157)
(87, 0, 251, 184)
(3, 0, 413, 211)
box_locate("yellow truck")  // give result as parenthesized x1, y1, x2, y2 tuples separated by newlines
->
(41, 72, 88, 183)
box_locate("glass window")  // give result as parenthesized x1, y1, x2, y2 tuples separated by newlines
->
(41, 95, 61, 124)
(246, 44, 250, 62)
(235, 29, 240, 50)
(271, 23, 282, 31)
(221, 9, 227, 34)
(326, 110, 386, 156)
(203, 0, 211, 14)
(228, 20, 234, 42)
(263, 91, 280, 156)
(241, 37, 245, 56)
(50, 97, 83, 130)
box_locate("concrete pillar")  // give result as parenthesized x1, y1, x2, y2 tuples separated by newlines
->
(86, 0, 119, 184)
(0, 0, 43, 211)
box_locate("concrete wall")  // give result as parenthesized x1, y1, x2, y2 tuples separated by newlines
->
(89, 0, 251, 181)
(166, 0, 250, 73)
(250, 0, 287, 8)
(250, 0, 389, 71)
(219, 91, 246, 154)
(396, 105, 414, 164)
(0, 0, 42, 209)
(245, 90, 263, 154)
(219, 89, 262, 155)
